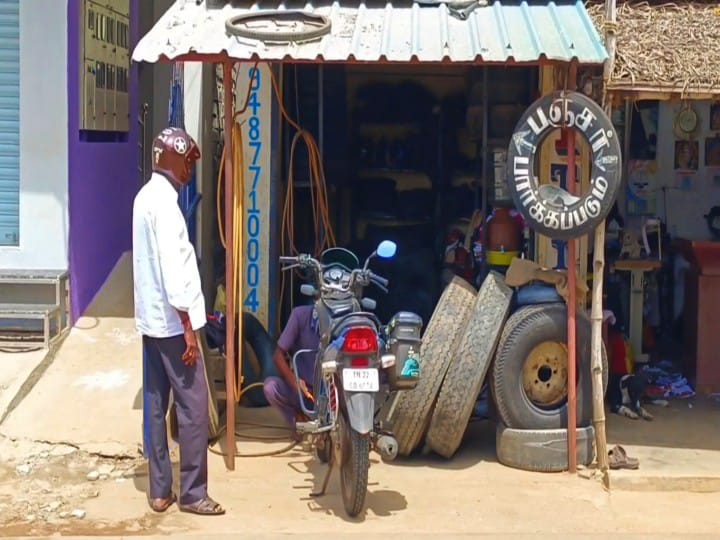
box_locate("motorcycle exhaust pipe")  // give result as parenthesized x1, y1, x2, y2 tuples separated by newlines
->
(376, 434, 399, 461)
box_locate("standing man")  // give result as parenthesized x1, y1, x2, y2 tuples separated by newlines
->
(133, 127, 224, 516)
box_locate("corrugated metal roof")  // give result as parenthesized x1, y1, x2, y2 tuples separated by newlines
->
(132, 0, 607, 65)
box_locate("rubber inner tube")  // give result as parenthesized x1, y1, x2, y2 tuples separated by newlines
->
(225, 11, 331, 42)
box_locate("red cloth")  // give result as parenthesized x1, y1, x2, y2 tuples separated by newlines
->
(609, 329, 628, 375)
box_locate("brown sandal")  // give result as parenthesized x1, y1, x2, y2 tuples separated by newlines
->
(179, 496, 225, 515)
(608, 445, 640, 470)
(150, 492, 177, 513)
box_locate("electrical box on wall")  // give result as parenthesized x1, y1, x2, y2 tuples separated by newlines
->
(80, 0, 130, 132)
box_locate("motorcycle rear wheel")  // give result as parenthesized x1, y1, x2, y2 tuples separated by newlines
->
(339, 413, 370, 517)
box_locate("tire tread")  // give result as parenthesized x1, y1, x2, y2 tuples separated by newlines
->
(426, 272, 512, 458)
(391, 277, 476, 456)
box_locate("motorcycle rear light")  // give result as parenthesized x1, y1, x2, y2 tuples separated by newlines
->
(351, 357, 370, 368)
(342, 327, 378, 354)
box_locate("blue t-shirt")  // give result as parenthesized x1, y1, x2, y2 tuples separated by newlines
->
(277, 305, 320, 383)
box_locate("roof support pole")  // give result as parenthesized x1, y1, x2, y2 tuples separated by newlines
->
(223, 60, 237, 471)
(591, 0, 618, 481)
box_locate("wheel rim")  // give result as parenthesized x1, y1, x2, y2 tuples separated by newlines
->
(522, 340, 569, 409)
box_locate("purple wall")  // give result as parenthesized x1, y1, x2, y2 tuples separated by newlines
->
(68, 0, 140, 322)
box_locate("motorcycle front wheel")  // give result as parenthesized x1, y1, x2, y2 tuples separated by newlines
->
(339, 413, 370, 517)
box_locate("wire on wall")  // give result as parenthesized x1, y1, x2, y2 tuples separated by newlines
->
(215, 61, 336, 399)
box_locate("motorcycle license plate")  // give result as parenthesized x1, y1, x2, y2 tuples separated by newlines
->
(342, 368, 379, 392)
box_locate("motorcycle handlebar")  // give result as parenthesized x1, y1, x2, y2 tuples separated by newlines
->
(280, 255, 389, 291)
(369, 271, 389, 288)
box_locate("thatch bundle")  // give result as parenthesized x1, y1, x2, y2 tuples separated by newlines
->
(587, 1, 720, 93)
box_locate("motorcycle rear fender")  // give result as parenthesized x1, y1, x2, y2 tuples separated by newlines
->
(343, 391, 375, 435)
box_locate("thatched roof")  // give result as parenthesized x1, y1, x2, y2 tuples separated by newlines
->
(587, 1, 720, 96)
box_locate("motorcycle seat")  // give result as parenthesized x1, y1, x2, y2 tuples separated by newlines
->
(329, 313, 379, 342)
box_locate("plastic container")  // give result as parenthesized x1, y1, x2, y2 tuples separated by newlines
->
(487, 207, 521, 253)
(385, 311, 423, 389)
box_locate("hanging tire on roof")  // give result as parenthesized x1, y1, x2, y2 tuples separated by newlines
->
(425, 272, 512, 459)
(495, 422, 596, 472)
(490, 303, 608, 430)
(390, 276, 477, 457)
(507, 90, 622, 240)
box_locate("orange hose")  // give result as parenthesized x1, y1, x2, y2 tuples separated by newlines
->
(215, 62, 336, 395)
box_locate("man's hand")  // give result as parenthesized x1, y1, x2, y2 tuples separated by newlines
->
(178, 311, 199, 366)
(299, 379, 314, 402)
(182, 326, 199, 365)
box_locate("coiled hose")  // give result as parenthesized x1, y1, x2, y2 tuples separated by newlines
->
(212, 61, 335, 458)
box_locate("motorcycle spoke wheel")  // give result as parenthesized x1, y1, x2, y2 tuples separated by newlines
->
(339, 414, 370, 517)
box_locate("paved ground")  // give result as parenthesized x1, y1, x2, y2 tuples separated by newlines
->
(607, 395, 720, 491)
(3, 251, 720, 537)
(0, 347, 46, 424)
(15, 535, 720, 540)
(3, 415, 720, 538)
(0, 253, 143, 457)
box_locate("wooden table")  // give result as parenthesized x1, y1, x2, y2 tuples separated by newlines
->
(612, 259, 662, 364)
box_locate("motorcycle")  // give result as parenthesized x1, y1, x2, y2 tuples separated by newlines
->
(279, 240, 423, 517)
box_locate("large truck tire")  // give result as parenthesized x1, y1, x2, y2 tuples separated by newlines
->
(515, 283, 563, 307)
(239, 311, 279, 407)
(491, 304, 608, 430)
(507, 90, 622, 240)
(496, 422, 596, 472)
(391, 276, 476, 456)
(426, 272, 512, 458)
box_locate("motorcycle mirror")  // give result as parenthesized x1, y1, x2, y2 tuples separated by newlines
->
(300, 284, 317, 297)
(376, 240, 397, 259)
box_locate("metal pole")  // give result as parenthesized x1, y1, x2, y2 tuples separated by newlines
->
(481, 66, 489, 277)
(566, 62, 578, 474)
(318, 64, 326, 249)
(222, 60, 236, 471)
(318, 64, 324, 158)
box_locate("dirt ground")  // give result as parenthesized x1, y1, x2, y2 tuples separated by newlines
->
(2, 414, 720, 538)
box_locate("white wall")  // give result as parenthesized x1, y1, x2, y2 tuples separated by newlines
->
(0, 0, 69, 270)
(183, 61, 216, 305)
(655, 100, 720, 240)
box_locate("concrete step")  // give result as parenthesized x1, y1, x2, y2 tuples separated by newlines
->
(0, 303, 59, 317)
(609, 446, 720, 493)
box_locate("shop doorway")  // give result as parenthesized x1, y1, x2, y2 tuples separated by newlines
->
(276, 63, 537, 325)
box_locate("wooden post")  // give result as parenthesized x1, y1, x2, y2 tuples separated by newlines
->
(592, 0, 618, 478)
(222, 60, 236, 471)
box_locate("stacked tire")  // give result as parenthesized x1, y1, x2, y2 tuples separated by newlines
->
(388, 273, 513, 459)
(490, 304, 608, 472)
(390, 276, 477, 457)
(495, 90, 620, 472)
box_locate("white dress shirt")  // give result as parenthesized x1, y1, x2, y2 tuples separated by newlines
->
(132, 173, 206, 338)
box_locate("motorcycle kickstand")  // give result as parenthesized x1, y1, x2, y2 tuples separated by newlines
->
(310, 450, 334, 498)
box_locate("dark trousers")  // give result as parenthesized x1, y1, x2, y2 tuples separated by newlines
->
(143, 334, 208, 505)
(608, 372, 647, 413)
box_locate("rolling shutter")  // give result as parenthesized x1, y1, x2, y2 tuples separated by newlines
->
(0, 0, 19, 246)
